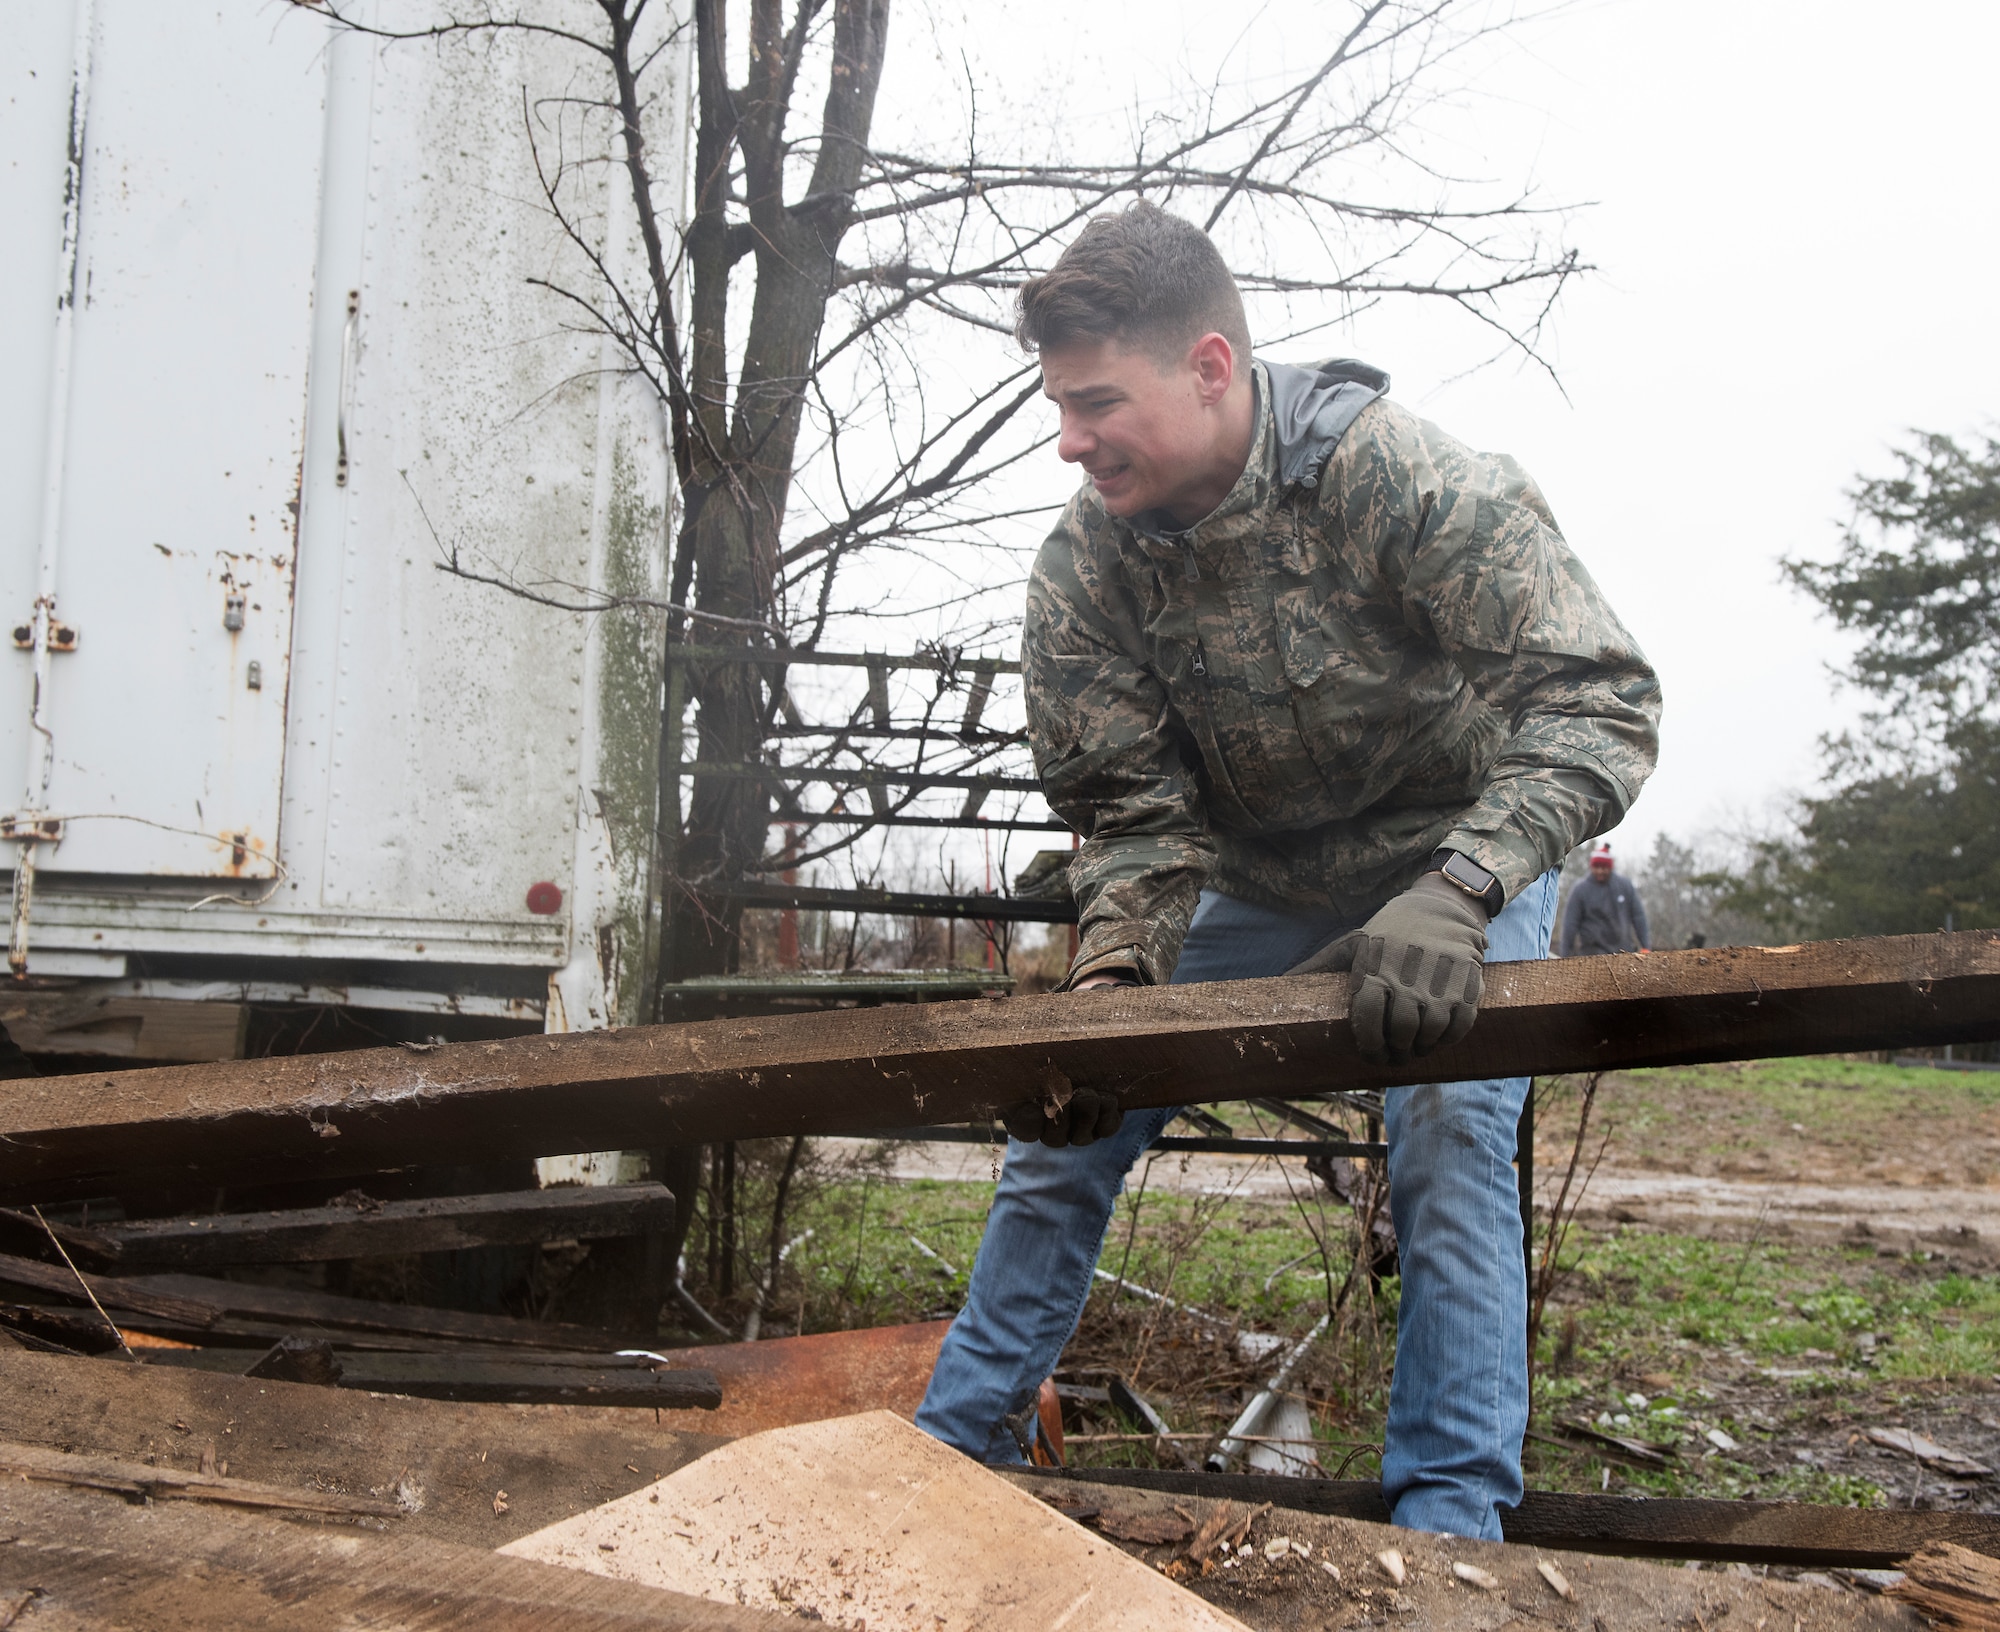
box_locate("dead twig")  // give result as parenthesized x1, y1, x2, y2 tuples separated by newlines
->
(30, 1205, 130, 1360)
(1526, 1074, 1610, 1406)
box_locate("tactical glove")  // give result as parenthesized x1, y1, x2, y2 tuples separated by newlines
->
(1001, 1058, 1125, 1149)
(1002, 1086, 1124, 1148)
(1288, 872, 1490, 1065)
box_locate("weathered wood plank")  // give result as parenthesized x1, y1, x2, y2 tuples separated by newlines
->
(146, 1345, 724, 1410)
(0, 991, 247, 1062)
(0, 931, 1994, 1200)
(1018, 1465, 2000, 1569)
(0, 1297, 613, 1355)
(83, 1181, 675, 1267)
(1506, 1485, 2000, 1569)
(0, 1436, 400, 1519)
(1892, 1542, 2000, 1630)
(0, 1476, 794, 1629)
(0, 1250, 641, 1350)
(0, 1345, 725, 1549)
(307, 1352, 723, 1409)
(1011, 1474, 1922, 1632)
(0, 1251, 216, 1329)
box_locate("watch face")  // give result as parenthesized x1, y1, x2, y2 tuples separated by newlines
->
(1443, 852, 1493, 893)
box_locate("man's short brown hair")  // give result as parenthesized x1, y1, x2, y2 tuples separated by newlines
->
(1016, 199, 1251, 363)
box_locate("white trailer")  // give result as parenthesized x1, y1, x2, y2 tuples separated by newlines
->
(0, 2, 687, 1061)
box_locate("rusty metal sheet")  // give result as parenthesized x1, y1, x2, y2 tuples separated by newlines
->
(641, 1322, 949, 1439)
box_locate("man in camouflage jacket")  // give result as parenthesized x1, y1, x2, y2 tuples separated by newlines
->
(915, 202, 1661, 1539)
(1030, 353, 1658, 986)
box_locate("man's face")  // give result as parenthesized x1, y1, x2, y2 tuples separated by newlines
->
(1039, 336, 1231, 523)
(1589, 860, 1613, 882)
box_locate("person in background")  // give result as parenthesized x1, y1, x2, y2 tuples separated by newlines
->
(1559, 843, 1651, 955)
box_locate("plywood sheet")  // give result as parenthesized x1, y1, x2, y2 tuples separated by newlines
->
(505, 1409, 1251, 1631)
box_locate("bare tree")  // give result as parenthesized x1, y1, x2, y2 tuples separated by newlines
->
(325, 0, 1586, 990)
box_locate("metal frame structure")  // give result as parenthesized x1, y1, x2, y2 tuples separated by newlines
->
(651, 641, 1525, 1196)
(656, 644, 1075, 1009)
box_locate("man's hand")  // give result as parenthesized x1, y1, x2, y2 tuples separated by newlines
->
(1287, 873, 1489, 1065)
(1002, 1086, 1124, 1148)
(1002, 971, 1135, 1142)
(1071, 969, 1140, 991)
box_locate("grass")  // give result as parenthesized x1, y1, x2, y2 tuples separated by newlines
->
(779, 1166, 1358, 1340)
(1567, 1056, 2000, 1185)
(674, 1058, 2000, 1506)
(1550, 1229, 2000, 1379)
(1529, 1225, 2000, 1502)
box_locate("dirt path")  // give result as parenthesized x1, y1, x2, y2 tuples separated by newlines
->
(1571, 1168, 2000, 1254)
(827, 1137, 2000, 1258)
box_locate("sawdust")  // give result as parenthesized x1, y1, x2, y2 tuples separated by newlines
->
(1006, 1476, 1922, 1632)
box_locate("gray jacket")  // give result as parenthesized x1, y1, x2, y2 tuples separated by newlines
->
(1561, 871, 1650, 955)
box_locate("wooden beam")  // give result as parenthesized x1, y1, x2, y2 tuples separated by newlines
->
(0, 931, 1994, 1201)
(0, 1251, 644, 1350)
(77, 1181, 675, 1267)
(0, 1298, 628, 1356)
(1016, 1465, 2000, 1569)
(290, 1352, 721, 1409)
(165, 1348, 723, 1410)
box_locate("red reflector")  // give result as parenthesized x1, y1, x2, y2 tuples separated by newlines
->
(525, 881, 564, 915)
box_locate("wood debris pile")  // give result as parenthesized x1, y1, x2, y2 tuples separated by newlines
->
(0, 931, 1992, 1624)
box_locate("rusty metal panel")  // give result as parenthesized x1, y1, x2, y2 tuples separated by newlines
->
(642, 1323, 951, 1440)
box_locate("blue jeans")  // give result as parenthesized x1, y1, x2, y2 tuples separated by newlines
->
(915, 868, 1560, 1539)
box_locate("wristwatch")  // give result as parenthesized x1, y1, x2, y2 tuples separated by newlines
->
(1430, 848, 1505, 918)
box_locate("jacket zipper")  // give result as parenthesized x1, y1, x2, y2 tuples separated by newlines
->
(1191, 639, 1207, 678)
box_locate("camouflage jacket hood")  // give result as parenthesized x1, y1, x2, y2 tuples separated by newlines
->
(1023, 357, 1663, 986)
(1265, 358, 1392, 488)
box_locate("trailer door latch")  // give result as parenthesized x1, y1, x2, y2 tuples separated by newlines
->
(0, 815, 64, 844)
(11, 622, 77, 653)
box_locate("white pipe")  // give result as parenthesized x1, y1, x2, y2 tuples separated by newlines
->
(907, 1232, 958, 1278)
(741, 1228, 815, 1342)
(11, 0, 98, 975)
(1093, 1265, 1215, 1322)
(672, 1252, 731, 1338)
(1206, 1311, 1332, 1472)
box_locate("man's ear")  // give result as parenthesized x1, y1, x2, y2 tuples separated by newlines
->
(1189, 332, 1236, 406)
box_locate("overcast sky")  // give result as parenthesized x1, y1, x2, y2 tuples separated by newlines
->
(1343, 0, 2000, 859)
(857, 0, 2000, 874)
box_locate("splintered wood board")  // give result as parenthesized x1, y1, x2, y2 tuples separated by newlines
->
(1, 931, 1996, 1199)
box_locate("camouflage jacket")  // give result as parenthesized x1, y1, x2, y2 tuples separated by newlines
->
(1023, 358, 1663, 986)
